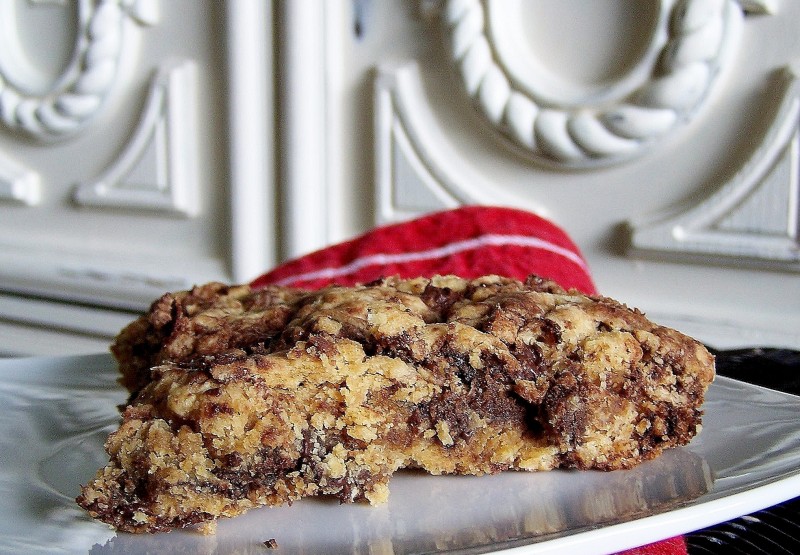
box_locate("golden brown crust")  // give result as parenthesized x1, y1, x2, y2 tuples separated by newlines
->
(111, 283, 307, 394)
(78, 275, 714, 533)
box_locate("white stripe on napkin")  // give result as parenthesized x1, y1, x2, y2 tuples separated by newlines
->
(274, 233, 588, 286)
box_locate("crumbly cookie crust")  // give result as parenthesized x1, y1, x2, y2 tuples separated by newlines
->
(78, 275, 714, 533)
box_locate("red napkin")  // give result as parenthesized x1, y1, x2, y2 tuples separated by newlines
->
(252, 206, 596, 293)
(251, 205, 686, 555)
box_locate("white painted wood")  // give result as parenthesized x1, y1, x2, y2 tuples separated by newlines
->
(226, 0, 277, 282)
(0, 246, 195, 310)
(631, 65, 800, 268)
(375, 63, 461, 223)
(739, 0, 776, 14)
(645, 310, 800, 350)
(0, 0, 279, 326)
(0, 1, 277, 354)
(0, 322, 113, 357)
(1, 0, 798, 358)
(73, 59, 199, 216)
(277, 0, 329, 260)
(0, 0, 157, 140)
(442, 0, 745, 168)
(352, 1, 800, 348)
(0, 292, 135, 338)
(587, 256, 800, 349)
(0, 151, 39, 205)
(374, 62, 533, 224)
(0, 293, 135, 357)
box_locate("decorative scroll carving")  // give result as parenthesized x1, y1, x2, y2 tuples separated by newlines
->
(442, 0, 772, 168)
(630, 66, 800, 270)
(375, 66, 457, 223)
(0, 0, 158, 141)
(0, 152, 39, 205)
(375, 63, 534, 224)
(73, 60, 199, 217)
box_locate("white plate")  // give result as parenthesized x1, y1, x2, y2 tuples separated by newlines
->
(2, 354, 800, 554)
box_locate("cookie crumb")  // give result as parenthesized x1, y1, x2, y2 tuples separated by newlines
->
(198, 520, 217, 535)
(263, 538, 278, 549)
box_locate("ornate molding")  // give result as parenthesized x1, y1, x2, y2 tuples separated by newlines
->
(0, 151, 39, 205)
(442, 0, 771, 168)
(226, 0, 277, 281)
(72, 59, 199, 216)
(375, 65, 458, 223)
(277, 0, 332, 260)
(0, 0, 158, 141)
(374, 62, 531, 224)
(630, 65, 800, 269)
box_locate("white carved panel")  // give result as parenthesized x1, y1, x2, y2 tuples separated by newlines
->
(1, 0, 798, 358)
(0, 0, 158, 141)
(277, 0, 331, 260)
(375, 63, 461, 223)
(356, 0, 800, 349)
(72, 59, 199, 216)
(226, 0, 277, 281)
(440, 0, 772, 168)
(631, 65, 800, 269)
(0, 151, 39, 205)
(0, 0, 278, 355)
(0, 0, 200, 217)
(374, 62, 532, 224)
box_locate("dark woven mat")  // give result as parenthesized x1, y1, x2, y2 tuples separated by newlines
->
(686, 348, 800, 554)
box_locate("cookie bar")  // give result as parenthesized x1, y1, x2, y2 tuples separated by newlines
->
(77, 275, 714, 533)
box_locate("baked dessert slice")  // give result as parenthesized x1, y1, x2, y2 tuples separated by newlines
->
(77, 275, 714, 533)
